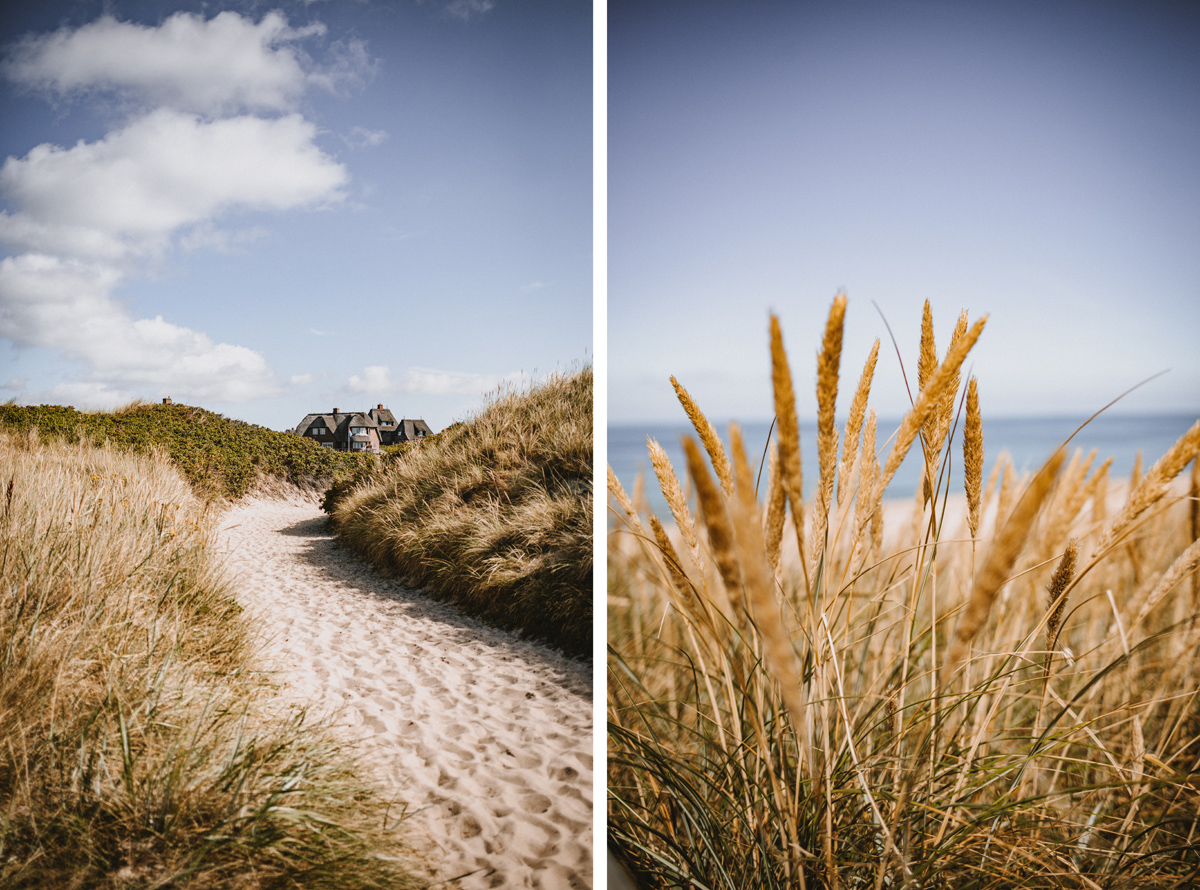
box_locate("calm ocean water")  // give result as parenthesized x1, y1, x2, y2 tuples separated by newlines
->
(609, 413, 1198, 518)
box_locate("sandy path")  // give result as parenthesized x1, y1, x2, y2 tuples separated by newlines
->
(216, 495, 593, 890)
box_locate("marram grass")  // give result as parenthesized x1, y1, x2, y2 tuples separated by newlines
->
(329, 367, 592, 657)
(0, 432, 417, 889)
(608, 298, 1200, 889)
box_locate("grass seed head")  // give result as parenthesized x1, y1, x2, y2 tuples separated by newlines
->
(1046, 538, 1078, 652)
(964, 377, 984, 539)
(838, 339, 880, 507)
(1094, 419, 1200, 558)
(812, 295, 846, 574)
(764, 442, 786, 573)
(683, 435, 743, 608)
(671, 375, 734, 498)
(881, 313, 988, 494)
(770, 314, 807, 573)
(648, 436, 701, 558)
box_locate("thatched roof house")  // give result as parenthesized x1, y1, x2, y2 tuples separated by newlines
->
(292, 405, 434, 453)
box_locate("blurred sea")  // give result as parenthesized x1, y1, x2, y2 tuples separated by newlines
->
(608, 413, 1198, 520)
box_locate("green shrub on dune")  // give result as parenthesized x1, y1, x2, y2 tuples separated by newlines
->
(0, 401, 359, 501)
(328, 368, 593, 658)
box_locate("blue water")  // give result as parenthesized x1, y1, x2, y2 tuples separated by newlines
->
(608, 413, 1197, 519)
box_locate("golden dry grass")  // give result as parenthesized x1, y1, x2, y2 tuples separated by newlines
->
(608, 299, 1200, 889)
(0, 432, 416, 889)
(330, 368, 592, 656)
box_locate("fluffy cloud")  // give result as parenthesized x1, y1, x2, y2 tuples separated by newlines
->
(0, 110, 343, 402)
(0, 254, 280, 402)
(446, 0, 496, 22)
(346, 364, 522, 397)
(0, 109, 346, 259)
(346, 364, 394, 394)
(26, 382, 139, 411)
(3, 12, 327, 114)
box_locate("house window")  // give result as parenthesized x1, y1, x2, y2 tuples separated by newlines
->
(321, 442, 333, 448)
(310, 426, 326, 436)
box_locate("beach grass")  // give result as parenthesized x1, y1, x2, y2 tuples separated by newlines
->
(328, 367, 593, 658)
(608, 299, 1200, 888)
(0, 431, 418, 889)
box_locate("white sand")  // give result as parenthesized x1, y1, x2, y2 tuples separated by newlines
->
(216, 495, 593, 890)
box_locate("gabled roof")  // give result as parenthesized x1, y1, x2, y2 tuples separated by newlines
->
(370, 406, 398, 425)
(397, 418, 434, 440)
(294, 413, 336, 435)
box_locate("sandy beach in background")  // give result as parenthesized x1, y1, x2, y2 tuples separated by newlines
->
(217, 495, 593, 890)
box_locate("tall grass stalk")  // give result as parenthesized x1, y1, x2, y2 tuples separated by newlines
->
(0, 432, 415, 889)
(608, 300, 1200, 888)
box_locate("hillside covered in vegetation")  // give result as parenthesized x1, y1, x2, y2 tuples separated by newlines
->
(0, 401, 358, 501)
(327, 369, 593, 658)
(0, 432, 416, 889)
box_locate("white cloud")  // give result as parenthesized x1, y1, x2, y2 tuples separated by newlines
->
(24, 382, 139, 411)
(446, 0, 496, 22)
(307, 38, 377, 96)
(0, 254, 280, 402)
(0, 109, 345, 401)
(346, 364, 523, 397)
(289, 373, 314, 385)
(2, 377, 27, 390)
(3, 12, 327, 115)
(382, 226, 419, 242)
(346, 364, 394, 394)
(344, 125, 389, 149)
(179, 222, 271, 254)
(0, 109, 346, 259)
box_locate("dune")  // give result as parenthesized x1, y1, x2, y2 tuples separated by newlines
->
(217, 494, 593, 890)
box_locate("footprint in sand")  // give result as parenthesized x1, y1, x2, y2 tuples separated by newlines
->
(520, 793, 553, 814)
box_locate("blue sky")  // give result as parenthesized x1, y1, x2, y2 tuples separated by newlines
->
(610, 0, 1200, 425)
(0, 0, 591, 432)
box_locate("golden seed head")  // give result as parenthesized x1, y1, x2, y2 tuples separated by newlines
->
(770, 314, 807, 571)
(812, 295, 846, 573)
(1045, 538, 1078, 647)
(964, 377, 984, 538)
(671, 375, 734, 498)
